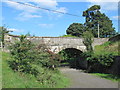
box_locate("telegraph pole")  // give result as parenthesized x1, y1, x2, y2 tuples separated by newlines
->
(98, 21, 100, 38)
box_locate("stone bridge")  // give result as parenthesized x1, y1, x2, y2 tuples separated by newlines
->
(28, 37, 109, 53)
(4, 34, 109, 53)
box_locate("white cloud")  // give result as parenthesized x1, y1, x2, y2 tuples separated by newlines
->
(16, 12, 42, 21)
(5, 1, 38, 13)
(86, 1, 118, 11)
(112, 16, 120, 20)
(3, 0, 119, 2)
(32, 0, 58, 9)
(7, 28, 23, 32)
(3, 0, 67, 20)
(38, 23, 54, 28)
(86, 0, 119, 2)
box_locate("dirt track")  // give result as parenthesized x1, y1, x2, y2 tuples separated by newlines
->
(60, 67, 118, 88)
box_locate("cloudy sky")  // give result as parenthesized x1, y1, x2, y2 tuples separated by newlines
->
(1, 0, 119, 36)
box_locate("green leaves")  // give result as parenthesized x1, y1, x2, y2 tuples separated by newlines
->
(83, 31, 94, 53)
(0, 26, 10, 48)
(85, 52, 114, 67)
(9, 34, 60, 77)
(66, 5, 117, 38)
(66, 23, 85, 37)
(82, 5, 116, 38)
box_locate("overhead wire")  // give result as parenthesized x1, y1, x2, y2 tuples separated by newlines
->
(7, 0, 80, 17)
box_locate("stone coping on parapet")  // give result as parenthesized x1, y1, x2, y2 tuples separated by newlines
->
(7, 34, 109, 39)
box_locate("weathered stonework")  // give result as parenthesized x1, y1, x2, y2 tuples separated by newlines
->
(4, 34, 109, 53)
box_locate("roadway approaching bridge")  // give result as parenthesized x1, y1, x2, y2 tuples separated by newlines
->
(4, 34, 109, 53)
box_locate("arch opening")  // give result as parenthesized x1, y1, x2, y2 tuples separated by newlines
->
(59, 48, 87, 69)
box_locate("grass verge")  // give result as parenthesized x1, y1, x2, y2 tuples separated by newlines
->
(90, 73, 120, 82)
(94, 41, 119, 55)
(2, 51, 69, 88)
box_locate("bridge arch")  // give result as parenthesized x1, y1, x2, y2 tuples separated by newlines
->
(59, 48, 87, 69)
(48, 45, 86, 53)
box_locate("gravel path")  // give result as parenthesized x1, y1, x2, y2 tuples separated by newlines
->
(60, 67, 118, 88)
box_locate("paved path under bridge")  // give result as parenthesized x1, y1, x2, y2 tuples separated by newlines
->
(60, 67, 118, 88)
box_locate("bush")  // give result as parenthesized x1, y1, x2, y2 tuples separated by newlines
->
(9, 35, 39, 76)
(87, 53, 114, 67)
(82, 31, 94, 53)
(32, 44, 60, 69)
(82, 52, 115, 73)
(9, 35, 60, 76)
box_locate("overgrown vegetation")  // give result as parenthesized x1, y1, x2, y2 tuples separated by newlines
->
(0, 26, 10, 49)
(82, 33, 120, 76)
(59, 48, 83, 68)
(2, 35, 69, 88)
(94, 41, 119, 55)
(90, 73, 120, 82)
(59, 34, 77, 38)
(82, 31, 94, 53)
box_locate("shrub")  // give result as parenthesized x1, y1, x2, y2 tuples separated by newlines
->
(82, 52, 115, 73)
(33, 44, 60, 69)
(9, 35, 60, 76)
(9, 35, 39, 76)
(87, 53, 114, 67)
(82, 31, 94, 53)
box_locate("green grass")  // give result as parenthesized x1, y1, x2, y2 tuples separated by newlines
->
(91, 41, 120, 82)
(0, 50, 2, 89)
(94, 41, 119, 55)
(90, 73, 120, 82)
(59, 34, 77, 38)
(2, 52, 69, 88)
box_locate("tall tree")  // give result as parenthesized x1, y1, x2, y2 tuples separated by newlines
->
(0, 26, 10, 48)
(66, 23, 84, 37)
(82, 5, 116, 38)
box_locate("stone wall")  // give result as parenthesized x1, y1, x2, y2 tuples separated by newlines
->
(3, 34, 109, 53)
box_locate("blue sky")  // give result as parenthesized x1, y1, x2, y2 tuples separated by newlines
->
(1, 0, 119, 37)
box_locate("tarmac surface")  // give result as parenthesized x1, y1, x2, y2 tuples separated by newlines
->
(60, 67, 119, 88)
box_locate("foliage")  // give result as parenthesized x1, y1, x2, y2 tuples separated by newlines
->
(59, 34, 77, 37)
(2, 52, 69, 88)
(4, 34, 69, 88)
(66, 5, 118, 38)
(94, 41, 119, 55)
(0, 26, 10, 48)
(9, 35, 60, 76)
(82, 5, 117, 38)
(59, 48, 83, 68)
(91, 73, 120, 82)
(66, 23, 85, 37)
(9, 35, 39, 76)
(82, 31, 94, 53)
(33, 44, 60, 69)
(87, 53, 114, 67)
(82, 51, 115, 73)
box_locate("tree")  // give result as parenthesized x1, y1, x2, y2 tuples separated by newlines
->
(82, 5, 116, 38)
(83, 31, 94, 53)
(0, 26, 10, 49)
(66, 23, 85, 37)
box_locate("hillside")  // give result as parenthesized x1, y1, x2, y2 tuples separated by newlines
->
(94, 41, 119, 55)
(94, 35, 120, 56)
